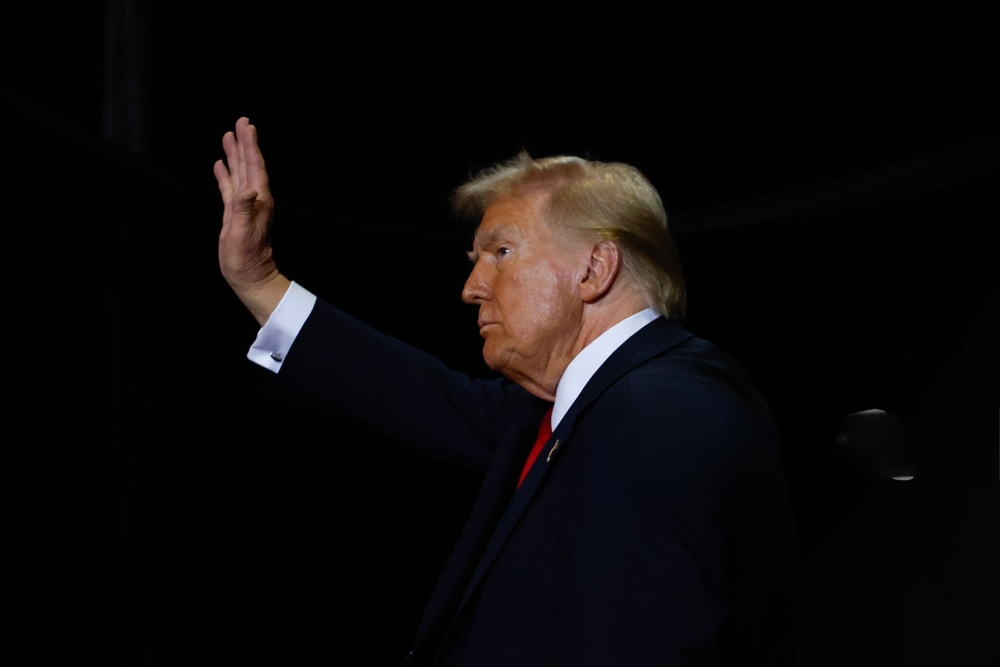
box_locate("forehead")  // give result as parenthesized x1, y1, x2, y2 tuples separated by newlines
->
(473, 190, 551, 247)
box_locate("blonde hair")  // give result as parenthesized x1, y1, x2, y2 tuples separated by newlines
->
(452, 152, 686, 320)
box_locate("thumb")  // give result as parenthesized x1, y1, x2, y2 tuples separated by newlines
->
(233, 189, 259, 218)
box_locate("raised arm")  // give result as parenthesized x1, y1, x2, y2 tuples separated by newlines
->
(213, 117, 291, 325)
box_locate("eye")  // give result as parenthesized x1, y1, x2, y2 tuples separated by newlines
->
(497, 246, 511, 258)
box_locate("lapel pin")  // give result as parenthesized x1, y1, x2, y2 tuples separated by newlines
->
(546, 439, 561, 463)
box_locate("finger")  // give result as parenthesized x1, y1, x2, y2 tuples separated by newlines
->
(221, 130, 240, 194)
(214, 159, 233, 203)
(235, 117, 249, 191)
(243, 122, 271, 199)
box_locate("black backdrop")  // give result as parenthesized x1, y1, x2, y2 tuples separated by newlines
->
(3, 6, 998, 666)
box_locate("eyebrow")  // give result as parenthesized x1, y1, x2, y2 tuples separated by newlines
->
(466, 228, 482, 263)
(467, 221, 522, 263)
(473, 221, 518, 249)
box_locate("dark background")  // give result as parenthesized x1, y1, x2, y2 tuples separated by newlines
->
(2, 4, 997, 666)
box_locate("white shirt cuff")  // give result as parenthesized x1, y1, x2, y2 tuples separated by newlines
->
(247, 281, 317, 373)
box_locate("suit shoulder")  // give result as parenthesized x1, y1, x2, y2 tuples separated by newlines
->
(597, 334, 781, 485)
(626, 334, 770, 423)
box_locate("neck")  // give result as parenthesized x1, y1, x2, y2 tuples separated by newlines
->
(576, 288, 650, 353)
(515, 289, 649, 402)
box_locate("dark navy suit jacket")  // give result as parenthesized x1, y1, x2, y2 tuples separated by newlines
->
(276, 299, 800, 666)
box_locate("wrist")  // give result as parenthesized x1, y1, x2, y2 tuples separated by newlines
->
(234, 271, 291, 326)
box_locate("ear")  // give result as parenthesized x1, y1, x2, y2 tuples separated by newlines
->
(580, 240, 621, 303)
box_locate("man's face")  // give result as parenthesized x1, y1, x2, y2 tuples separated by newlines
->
(462, 191, 589, 398)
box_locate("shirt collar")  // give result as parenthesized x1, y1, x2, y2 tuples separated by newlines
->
(550, 308, 661, 430)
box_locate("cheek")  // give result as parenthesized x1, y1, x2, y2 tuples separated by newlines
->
(508, 268, 576, 333)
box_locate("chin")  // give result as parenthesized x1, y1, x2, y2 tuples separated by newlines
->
(482, 355, 502, 373)
(481, 347, 507, 374)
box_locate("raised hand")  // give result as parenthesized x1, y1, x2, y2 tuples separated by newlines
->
(214, 117, 290, 325)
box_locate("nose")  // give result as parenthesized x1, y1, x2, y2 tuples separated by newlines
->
(462, 259, 492, 305)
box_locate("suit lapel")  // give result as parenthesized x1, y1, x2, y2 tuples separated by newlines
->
(447, 317, 695, 627)
(413, 396, 550, 658)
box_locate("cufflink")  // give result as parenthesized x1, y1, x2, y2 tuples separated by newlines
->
(270, 352, 284, 362)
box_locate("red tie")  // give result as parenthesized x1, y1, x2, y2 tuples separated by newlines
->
(517, 407, 553, 489)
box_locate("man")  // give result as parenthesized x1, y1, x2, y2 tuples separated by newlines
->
(215, 117, 800, 665)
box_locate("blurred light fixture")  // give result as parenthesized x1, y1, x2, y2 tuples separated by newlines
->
(835, 409, 916, 481)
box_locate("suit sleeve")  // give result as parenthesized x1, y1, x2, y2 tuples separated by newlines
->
(272, 297, 532, 472)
